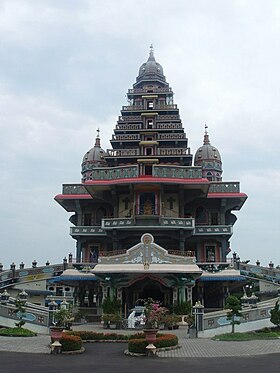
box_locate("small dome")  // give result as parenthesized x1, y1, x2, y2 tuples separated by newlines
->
(135, 45, 166, 85)
(81, 130, 108, 181)
(194, 126, 223, 181)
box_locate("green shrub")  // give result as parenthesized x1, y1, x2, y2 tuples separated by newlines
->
(60, 334, 82, 351)
(0, 327, 37, 337)
(173, 301, 191, 315)
(101, 297, 121, 314)
(68, 331, 129, 341)
(128, 333, 178, 353)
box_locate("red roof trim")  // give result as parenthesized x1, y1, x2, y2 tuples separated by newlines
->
(84, 177, 209, 186)
(207, 193, 247, 198)
(54, 194, 92, 200)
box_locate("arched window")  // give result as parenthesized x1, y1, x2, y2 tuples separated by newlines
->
(206, 172, 213, 181)
(195, 206, 207, 224)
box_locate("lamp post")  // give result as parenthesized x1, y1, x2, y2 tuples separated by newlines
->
(60, 298, 69, 310)
(18, 289, 28, 304)
(1, 289, 10, 304)
(48, 299, 58, 326)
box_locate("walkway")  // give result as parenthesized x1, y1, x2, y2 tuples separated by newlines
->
(0, 323, 279, 357)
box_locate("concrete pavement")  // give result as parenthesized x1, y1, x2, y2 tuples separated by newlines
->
(0, 323, 279, 357)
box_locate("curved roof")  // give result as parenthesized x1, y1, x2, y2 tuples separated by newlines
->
(135, 45, 167, 86)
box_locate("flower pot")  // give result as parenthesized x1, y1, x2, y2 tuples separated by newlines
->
(49, 326, 64, 341)
(143, 329, 158, 344)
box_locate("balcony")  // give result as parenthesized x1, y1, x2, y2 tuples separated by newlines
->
(158, 133, 186, 140)
(70, 226, 106, 237)
(153, 165, 202, 179)
(209, 182, 240, 193)
(111, 134, 141, 141)
(82, 165, 139, 179)
(102, 217, 195, 230)
(158, 123, 182, 129)
(62, 184, 88, 195)
(107, 149, 140, 157)
(116, 123, 142, 130)
(118, 115, 142, 121)
(158, 148, 187, 156)
(194, 225, 233, 235)
(128, 87, 173, 94)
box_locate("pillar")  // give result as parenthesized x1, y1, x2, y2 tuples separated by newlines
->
(76, 240, 82, 262)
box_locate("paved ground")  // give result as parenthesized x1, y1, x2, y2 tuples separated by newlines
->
(0, 344, 279, 373)
(0, 323, 279, 358)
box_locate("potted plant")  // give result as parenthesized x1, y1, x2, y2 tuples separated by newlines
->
(50, 308, 74, 341)
(173, 301, 192, 325)
(101, 313, 122, 329)
(143, 298, 168, 341)
(101, 297, 122, 329)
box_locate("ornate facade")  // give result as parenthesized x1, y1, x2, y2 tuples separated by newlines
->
(55, 47, 247, 313)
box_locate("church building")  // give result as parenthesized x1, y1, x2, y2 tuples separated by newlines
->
(55, 47, 247, 314)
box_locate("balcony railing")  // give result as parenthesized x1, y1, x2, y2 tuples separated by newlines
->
(158, 133, 186, 140)
(194, 225, 233, 235)
(84, 165, 139, 180)
(107, 149, 140, 157)
(157, 114, 180, 121)
(118, 115, 142, 121)
(122, 105, 143, 111)
(158, 123, 182, 129)
(116, 123, 141, 130)
(70, 226, 106, 236)
(62, 184, 89, 195)
(158, 148, 187, 156)
(153, 165, 202, 179)
(209, 182, 240, 193)
(128, 87, 173, 94)
(102, 217, 195, 230)
(112, 134, 141, 141)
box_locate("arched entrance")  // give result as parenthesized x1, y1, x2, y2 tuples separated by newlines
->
(123, 276, 172, 312)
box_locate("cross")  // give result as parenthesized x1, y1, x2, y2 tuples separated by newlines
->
(96, 128, 100, 138)
(167, 196, 175, 210)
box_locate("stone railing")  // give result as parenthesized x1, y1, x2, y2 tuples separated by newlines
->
(102, 217, 195, 230)
(159, 217, 194, 229)
(158, 133, 186, 140)
(102, 218, 134, 229)
(70, 226, 106, 236)
(122, 105, 143, 111)
(158, 114, 180, 121)
(107, 149, 140, 157)
(128, 87, 173, 94)
(158, 147, 187, 156)
(62, 184, 88, 195)
(239, 263, 280, 284)
(118, 115, 142, 121)
(116, 123, 141, 130)
(195, 225, 233, 235)
(157, 123, 182, 129)
(209, 182, 240, 193)
(86, 165, 139, 180)
(112, 134, 140, 141)
(153, 165, 202, 179)
(203, 298, 277, 332)
(155, 104, 177, 110)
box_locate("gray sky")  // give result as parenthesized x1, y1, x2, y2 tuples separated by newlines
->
(0, 0, 279, 268)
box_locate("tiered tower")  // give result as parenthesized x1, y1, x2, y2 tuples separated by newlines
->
(55, 48, 247, 309)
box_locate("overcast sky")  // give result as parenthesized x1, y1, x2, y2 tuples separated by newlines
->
(0, 0, 279, 269)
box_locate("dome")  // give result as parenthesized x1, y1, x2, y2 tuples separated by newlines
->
(194, 126, 223, 181)
(81, 130, 108, 181)
(135, 45, 166, 86)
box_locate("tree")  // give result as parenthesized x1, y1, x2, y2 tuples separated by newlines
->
(270, 300, 280, 327)
(225, 295, 242, 333)
(13, 299, 26, 329)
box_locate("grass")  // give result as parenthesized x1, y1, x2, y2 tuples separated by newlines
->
(0, 327, 37, 337)
(213, 329, 280, 341)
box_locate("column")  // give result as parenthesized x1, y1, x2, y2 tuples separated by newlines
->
(76, 240, 82, 262)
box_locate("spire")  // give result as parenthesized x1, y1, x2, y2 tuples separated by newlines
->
(94, 128, 101, 147)
(203, 123, 210, 145)
(148, 43, 155, 61)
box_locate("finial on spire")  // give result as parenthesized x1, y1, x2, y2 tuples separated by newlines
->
(148, 43, 155, 61)
(94, 128, 101, 147)
(203, 123, 210, 145)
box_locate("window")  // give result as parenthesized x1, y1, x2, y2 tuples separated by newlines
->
(145, 165, 152, 175)
(146, 147, 153, 156)
(147, 119, 154, 129)
(89, 245, 99, 263)
(206, 172, 213, 181)
(138, 192, 157, 215)
(206, 246, 216, 262)
(148, 101, 154, 109)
